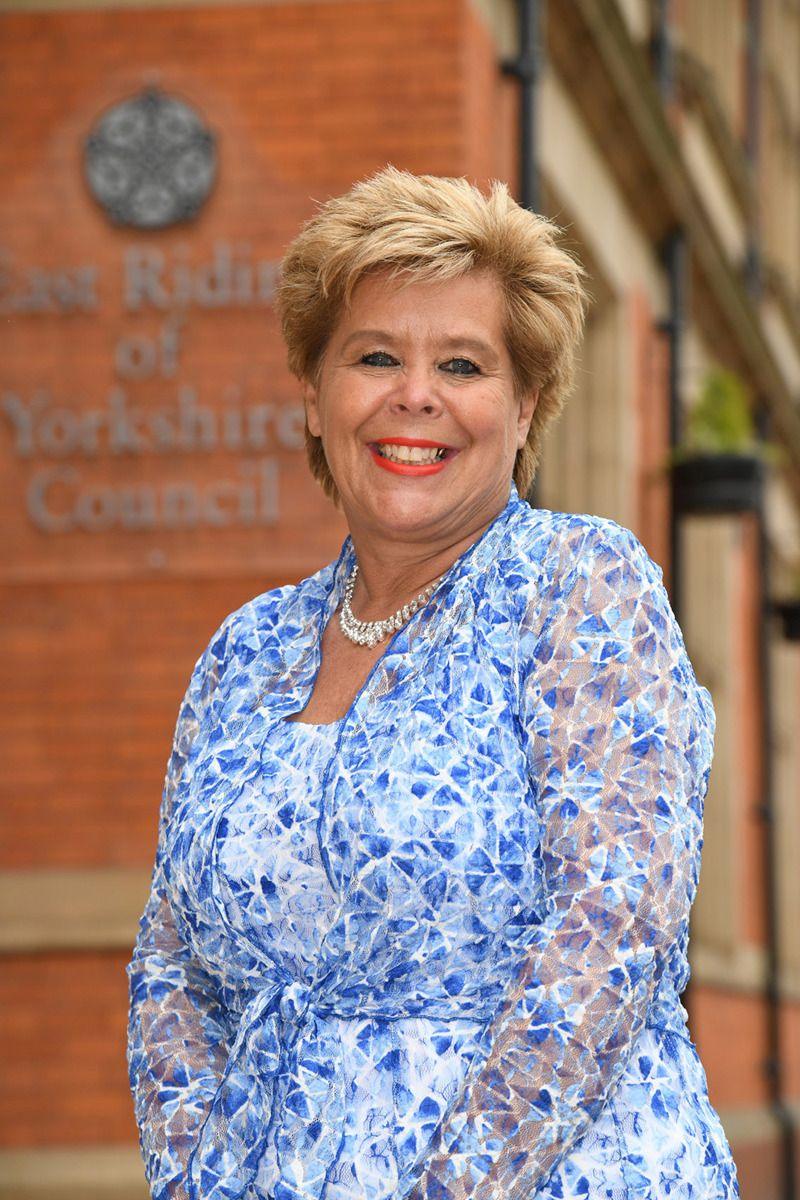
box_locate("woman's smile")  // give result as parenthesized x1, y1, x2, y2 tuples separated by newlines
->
(367, 436, 461, 475)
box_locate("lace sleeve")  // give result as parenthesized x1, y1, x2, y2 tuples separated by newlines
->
(126, 614, 237, 1200)
(405, 521, 716, 1200)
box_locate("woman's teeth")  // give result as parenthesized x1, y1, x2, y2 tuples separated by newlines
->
(375, 444, 447, 463)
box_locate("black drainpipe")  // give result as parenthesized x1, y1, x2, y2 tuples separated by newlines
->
(650, 0, 676, 105)
(501, 0, 545, 509)
(652, 0, 683, 619)
(657, 226, 688, 630)
(744, 0, 763, 300)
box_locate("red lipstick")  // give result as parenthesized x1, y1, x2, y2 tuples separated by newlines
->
(367, 436, 460, 476)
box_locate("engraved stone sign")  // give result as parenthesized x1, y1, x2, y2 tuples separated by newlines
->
(83, 86, 217, 230)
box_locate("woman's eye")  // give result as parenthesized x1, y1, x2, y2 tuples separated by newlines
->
(360, 351, 397, 367)
(358, 352, 480, 375)
(442, 357, 481, 376)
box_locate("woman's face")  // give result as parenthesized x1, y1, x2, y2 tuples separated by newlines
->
(302, 266, 538, 546)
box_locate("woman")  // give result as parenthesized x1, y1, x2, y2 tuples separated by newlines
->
(126, 167, 741, 1200)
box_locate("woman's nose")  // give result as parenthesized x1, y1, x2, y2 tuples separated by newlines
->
(388, 366, 443, 413)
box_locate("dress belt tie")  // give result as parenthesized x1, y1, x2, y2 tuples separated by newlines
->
(186, 975, 346, 1200)
(187, 975, 500, 1200)
(277, 978, 313, 1030)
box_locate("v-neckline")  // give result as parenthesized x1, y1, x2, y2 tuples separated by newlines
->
(246, 480, 531, 733)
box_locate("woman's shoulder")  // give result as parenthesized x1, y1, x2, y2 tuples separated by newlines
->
(193, 558, 337, 687)
(503, 505, 664, 595)
(505, 505, 715, 735)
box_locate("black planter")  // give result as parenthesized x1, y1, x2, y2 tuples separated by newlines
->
(671, 452, 765, 515)
(772, 600, 800, 641)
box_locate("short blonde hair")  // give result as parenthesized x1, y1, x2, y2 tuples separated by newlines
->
(275, 166, 590, 506)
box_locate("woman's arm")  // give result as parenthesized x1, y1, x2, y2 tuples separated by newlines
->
(405, 520, 716, 1200)
(126, 614, 237, 1200)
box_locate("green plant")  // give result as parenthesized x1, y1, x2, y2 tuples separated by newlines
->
(687, 366, 755, 450)
(664, 365, 784, 467)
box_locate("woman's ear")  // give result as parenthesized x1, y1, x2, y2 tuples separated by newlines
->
(302, 379, 322, 439)
(517, 387, 539, 447)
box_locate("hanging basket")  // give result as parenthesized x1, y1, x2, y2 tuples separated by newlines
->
(771, 600, 800, 642)
(670, 452, 765, 515)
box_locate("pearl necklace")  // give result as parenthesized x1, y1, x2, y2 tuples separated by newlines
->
(339, 562, 452, 648)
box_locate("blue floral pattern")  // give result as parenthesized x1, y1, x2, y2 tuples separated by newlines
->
(126, 480, 741, 1200)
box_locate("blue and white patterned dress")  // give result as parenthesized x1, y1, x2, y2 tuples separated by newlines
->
(126, 479, 741, 1200)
